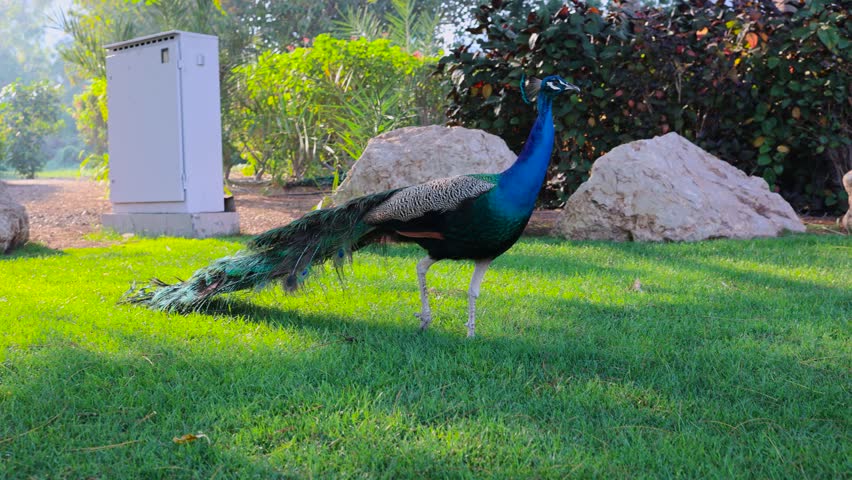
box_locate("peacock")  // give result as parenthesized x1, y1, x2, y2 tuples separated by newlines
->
(124, 75, 579, 337)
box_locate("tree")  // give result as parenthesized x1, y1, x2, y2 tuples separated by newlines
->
(0, 81, 64, 179)
(0, 0, 57, 87)
(72, 77, 109, 180)
(333, 0, 444, 56)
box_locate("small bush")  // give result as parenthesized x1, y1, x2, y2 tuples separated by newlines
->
(0, 81, 65, 179)
(231, 34, 444, 182)
(438, 0, 850, 213)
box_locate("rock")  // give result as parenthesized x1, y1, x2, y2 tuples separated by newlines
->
(554, 133, 805, 242)
(333, 125, 516, 203)
(0, 181, 29, 253)
(842, 170, 852, 233)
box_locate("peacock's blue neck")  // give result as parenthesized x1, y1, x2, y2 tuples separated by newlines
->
(495, 94, 555, 215)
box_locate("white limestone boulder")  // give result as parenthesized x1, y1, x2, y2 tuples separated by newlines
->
(332, 125, 516, 203)
(554, 133, 805, 242)
(0, 181, 29, 253)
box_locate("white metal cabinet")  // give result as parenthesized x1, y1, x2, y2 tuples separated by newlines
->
(102, 31, 239, 238)
(105, 31, 224, 213)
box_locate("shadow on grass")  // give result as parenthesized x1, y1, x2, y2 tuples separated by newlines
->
(3, 285, 848, 478)
(361, 236, 850, 319)
(2, 235, 848, 476)
(587, 238, 852, 303)
(360, 239, 649, 282)
(2, 242, 65, 260)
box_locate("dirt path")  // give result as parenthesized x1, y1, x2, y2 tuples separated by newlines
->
(5, 178, 111, 249)
(4, 178, 324, 249)
(6, 177, 838, 250)
(4, 177, 562, 250)
(13, 178, 840, 249)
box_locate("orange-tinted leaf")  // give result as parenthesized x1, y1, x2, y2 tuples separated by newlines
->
(696, 27, 709, 39)
(173, 433, 210, 445)
(791, 107, 801, 119)
(776, 145, 790, 154)
(588, 7, 601, 14)
(746, 32, 759, 49)
(482, 84, 493, 99)
(587, 117, 596, 127)
(753, 136, 765, 148)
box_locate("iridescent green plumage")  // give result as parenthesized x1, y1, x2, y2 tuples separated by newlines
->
(123, 189, 399, 312)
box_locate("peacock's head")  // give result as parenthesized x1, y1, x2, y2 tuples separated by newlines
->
(541, 75, 580, 95)
(521, 74, 579, 104)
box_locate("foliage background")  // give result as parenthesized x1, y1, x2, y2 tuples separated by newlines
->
(60, 0, 451, 183)
(438, 0, 850, 213)
(231, 35, 443, 182)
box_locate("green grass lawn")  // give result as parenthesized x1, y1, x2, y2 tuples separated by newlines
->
(0, 167, 90, 180)
(1, 235, 849, 478)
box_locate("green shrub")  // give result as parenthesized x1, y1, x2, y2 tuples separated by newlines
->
(71, 77, 109, 180)
(438, 0, 850, 212)
(231, 34, 444, 182)
(0, 81, 65, 179)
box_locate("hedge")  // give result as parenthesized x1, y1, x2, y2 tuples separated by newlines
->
(438, 0, 850, 213)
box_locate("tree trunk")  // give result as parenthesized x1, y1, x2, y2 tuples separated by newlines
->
(826, 144, 852, 188)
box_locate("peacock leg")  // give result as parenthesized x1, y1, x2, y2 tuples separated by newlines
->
(466, 259, 493, 338)
(415, 256, 438, 330)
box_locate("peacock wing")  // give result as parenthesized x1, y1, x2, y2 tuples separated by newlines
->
(363, 175, 497, 225)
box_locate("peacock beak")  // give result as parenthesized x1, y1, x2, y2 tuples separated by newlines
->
(560, 79, 580, 93)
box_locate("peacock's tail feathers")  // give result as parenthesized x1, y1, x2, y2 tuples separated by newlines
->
(122, 189, 399, 312)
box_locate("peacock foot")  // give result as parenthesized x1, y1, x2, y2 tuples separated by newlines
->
(415, 312, 432, 330)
